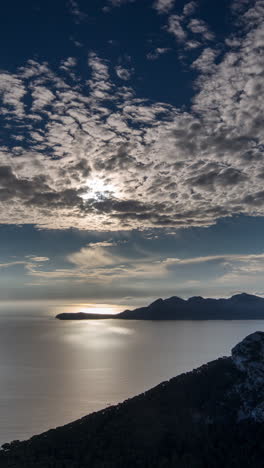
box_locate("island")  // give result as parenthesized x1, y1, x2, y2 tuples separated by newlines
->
(56, 292, 264, 320)
(2, 331, 264, 467)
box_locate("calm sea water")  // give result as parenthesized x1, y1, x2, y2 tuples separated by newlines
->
(0, 301, 263, 445)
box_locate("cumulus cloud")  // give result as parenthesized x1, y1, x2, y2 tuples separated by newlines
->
(0, 0, 263, 232)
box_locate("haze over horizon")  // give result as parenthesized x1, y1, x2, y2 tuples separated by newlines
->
(1, 0, 264, 303)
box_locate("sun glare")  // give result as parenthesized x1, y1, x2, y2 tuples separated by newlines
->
(51, 303, 128, 316)
(81, 177, 118, 200)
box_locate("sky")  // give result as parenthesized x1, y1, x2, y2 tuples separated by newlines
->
(0, 0, 264, 304)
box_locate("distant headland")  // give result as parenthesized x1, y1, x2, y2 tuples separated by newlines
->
(56, 293, 264, 321)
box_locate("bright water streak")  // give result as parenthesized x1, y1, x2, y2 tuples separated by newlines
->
(0, 301, 263, 444)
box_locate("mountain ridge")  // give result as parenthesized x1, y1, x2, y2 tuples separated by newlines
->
(56, 293, 264, 320)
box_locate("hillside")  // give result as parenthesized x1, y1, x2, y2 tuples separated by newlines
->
(1, 331, 264, 467)
(56, 292, 264, 320)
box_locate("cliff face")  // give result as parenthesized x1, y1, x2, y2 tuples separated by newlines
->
(2, 332, 264, 468)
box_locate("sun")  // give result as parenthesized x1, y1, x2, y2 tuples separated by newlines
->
(81, 177, 118, 200)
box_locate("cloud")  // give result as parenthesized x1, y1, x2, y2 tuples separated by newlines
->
(29, 257, 50, 262)
(0, 72, 26, 118)
(153, 0, 175, 14)
(67, 241, 121, 268)
(88, 241, 117, 248)
(67, 0, 87, 23)
(187, 18, 215, 41)
(183, 1, 198, 16)
(31, 86, 55, 111)
(160, 251, 264, 293)
(163, 253, 264, 266)
(166, 15, 187, 41)
(191, 48, 219, 73)
(70, 37, 83, 48)
(60, 57, 77, 71)
(21, 246, 264, 300)
(166, 5, 213, 45)
(0, 1, 263, 232)
(115, 65, 132, 80)
(146, 47, 171, 60)
(184, 39, 201, 49)
(0, 260, 27, 269)
(103, 0, 136, 10)
(231, 0, 252, 12)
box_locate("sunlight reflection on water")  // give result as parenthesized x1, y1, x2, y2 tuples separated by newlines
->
(59, 320, 135, 350)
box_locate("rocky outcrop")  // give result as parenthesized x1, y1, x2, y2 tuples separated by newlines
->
(232, 331, 264, 375)
(232, 331, 264, 422)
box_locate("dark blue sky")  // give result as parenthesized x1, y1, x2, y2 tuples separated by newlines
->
(0, 0, 232, 105)
(0, 0, 263, 303)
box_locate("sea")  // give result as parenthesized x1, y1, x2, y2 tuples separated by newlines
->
(0, 300, 263, 445)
